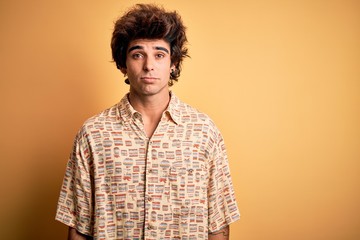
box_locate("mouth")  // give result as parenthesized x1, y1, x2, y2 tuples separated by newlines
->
(141, 77, 158, 83)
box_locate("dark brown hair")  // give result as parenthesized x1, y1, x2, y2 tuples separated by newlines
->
(111, 4, 189, 86)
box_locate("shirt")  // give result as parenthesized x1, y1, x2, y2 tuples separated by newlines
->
(55, 92, 240, 240)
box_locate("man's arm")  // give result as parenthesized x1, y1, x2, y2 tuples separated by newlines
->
(208, 225, 230, 240)
(67, 227, 92, 240)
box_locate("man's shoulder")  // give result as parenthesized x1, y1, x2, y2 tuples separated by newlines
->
(176, 98, 218, 128)
(87, 103, 119, 123)
(179, 101, 208, 118)
(77, 102, 121, 134)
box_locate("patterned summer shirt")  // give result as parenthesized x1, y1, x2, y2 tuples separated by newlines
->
(55, 92, 240, 240)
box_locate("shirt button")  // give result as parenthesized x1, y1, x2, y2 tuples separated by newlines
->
(147, 196, 152, 202)
(147, 225, 153, 230)
(148, 169, 153, 174)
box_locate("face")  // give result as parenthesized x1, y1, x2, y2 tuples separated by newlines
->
(121, 39, 174, 97)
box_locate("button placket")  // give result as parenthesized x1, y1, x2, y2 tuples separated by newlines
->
(145, 137, 155, 238)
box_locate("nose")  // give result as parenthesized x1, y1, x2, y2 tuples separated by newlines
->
(143, 56, 154, 72)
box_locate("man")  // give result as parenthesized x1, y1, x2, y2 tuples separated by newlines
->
(56, 4, 240, 240)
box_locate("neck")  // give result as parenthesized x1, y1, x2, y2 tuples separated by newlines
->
(128, 91, 171, 119)
(128, 90, 171, 138)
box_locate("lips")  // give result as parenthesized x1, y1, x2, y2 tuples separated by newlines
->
(141, 77, 158, 83)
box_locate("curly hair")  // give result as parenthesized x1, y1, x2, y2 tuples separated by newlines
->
(111, 4, 189, 86)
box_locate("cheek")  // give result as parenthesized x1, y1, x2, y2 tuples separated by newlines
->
(126, 62, 140, 74)
(160, 63, 171, 72)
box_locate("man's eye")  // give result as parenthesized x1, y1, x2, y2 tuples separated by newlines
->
(156, 53, 165, 58)
(132, 53, 142, 59)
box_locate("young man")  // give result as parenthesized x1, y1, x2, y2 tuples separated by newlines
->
(56, 4, 240, 240)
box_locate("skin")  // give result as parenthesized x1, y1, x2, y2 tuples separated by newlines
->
(208, 226, 230, 240)
(67, 228, 91, 240)
(68, 39, 231, 240)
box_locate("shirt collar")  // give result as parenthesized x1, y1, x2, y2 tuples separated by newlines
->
(118, 93, 137, 122)
(166, 91, 180, 124)
(118, 92, 180, 125)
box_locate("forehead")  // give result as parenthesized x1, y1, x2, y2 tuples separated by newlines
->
(128, 39, 170, 51)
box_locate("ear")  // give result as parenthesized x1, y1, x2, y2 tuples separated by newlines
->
(120, 67, 127, 75)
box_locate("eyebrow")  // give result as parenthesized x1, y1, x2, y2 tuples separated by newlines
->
(128, 45, 170, 54)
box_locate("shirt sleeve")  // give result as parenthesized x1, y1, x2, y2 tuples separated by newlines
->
(208, 131, 240, 232)
(55, 130, 94, 236)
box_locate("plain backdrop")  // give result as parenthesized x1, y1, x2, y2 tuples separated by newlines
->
(0, 0, 359, 239)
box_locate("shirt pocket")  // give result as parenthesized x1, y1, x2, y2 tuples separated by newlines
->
(168, 166, 208, 203)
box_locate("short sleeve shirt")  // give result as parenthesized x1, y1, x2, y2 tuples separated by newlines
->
(55, 92, 240, 239)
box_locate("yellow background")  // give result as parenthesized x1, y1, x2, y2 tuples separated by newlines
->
(1, 0, 359, 239)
